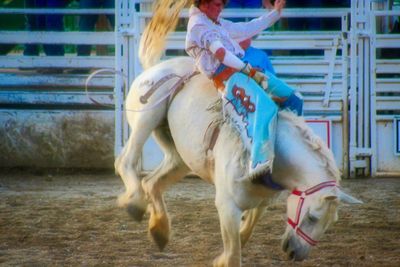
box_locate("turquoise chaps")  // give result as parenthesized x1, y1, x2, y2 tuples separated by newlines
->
(220, 71, 303, 177)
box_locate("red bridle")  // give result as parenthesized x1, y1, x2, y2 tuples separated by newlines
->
(287, 181, 337, 246)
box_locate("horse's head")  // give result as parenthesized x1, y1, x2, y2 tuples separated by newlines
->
(281, 181, 362, 261)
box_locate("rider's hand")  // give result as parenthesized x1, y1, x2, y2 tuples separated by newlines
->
(263, 0, 274, 9)
(273, 0, 285, 14)
(241, 63, 269, 90)
(253, 70, 269, 90)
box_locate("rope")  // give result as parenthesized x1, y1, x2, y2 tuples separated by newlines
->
(85, 68, 127, 109)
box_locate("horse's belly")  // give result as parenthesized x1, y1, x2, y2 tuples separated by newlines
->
(168, 76, 219, 182)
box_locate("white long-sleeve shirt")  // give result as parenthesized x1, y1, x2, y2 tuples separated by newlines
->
(185, 6, 280, 78)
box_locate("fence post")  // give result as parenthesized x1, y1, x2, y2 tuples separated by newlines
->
(115, 0, 136, 157)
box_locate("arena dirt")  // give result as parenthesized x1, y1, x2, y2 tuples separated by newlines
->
(0, 170, 399, 266)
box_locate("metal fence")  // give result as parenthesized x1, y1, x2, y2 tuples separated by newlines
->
(0, 4, 115, 168)
(0, 0, 399, 177)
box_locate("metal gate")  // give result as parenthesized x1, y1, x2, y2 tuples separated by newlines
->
(349, 0, 400, 177)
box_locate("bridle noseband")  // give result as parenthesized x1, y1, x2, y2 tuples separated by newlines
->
(287, 180, 337, 246)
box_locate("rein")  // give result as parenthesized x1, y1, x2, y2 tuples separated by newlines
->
(287, 180, 337, 246)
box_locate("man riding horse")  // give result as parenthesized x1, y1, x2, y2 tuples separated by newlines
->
(185, 0, 303, 182)
(114, 1, 363, 263)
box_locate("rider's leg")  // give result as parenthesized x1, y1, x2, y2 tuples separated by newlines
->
(280, 90, 304, 116)
(264, 70, 304, 116)
(223, 73, 278, 176)
(248, 90, 278, 172)
(243, 48, 304, 115)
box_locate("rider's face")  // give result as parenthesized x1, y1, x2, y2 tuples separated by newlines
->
(200, 0, 224, 22)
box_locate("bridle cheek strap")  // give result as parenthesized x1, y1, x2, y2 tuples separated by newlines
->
(287, 181, 337, 246)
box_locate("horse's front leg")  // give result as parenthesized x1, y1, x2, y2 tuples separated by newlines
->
(214, 189, 243, 267)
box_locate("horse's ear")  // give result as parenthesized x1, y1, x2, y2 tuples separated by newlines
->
(337, 189, 363, 204)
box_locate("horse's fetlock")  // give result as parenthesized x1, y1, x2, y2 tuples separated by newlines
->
(126, 203, 147, 222)
(117, 190, 148, 221)
(117, 192, 131, 207)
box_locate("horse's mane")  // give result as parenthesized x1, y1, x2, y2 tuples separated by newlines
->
(278, 111, 341, 182)
(139, 0, 191, 69)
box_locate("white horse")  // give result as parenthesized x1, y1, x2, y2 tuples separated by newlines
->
(115, 1, 362, 266)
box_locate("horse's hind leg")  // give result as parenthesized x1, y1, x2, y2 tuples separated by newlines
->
(115, 108, 166, 221)
(142, 125, 190, 250)
(115, 132, 148, 221)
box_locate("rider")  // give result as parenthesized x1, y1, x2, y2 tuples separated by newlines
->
(185, 0, 303, 182)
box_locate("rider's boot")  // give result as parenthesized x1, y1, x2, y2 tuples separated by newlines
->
(280, 91, 304, 116)
(263, 70, 304, 116)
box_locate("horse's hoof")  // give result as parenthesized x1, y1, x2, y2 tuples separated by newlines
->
(126, 204, 146, 222)
(150, 228, 169, 251)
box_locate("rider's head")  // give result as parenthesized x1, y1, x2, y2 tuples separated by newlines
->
(195, 0, 227, 22)
(194, 0, 228, 7)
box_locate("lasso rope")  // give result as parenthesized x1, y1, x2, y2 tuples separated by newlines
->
(85, 68, 126, 108)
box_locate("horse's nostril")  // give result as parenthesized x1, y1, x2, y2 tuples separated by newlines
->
(288, 250, 295, 261)
(282, 239, 289, 252)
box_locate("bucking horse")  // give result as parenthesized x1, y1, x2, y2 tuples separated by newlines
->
(114, 1, 362, 266)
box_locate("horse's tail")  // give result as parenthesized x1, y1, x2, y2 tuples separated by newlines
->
(139, 0, 191, 70)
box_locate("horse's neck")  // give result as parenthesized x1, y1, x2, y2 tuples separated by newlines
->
(274, 113, 336, 191)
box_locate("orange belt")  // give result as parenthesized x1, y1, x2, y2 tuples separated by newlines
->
(212, 66, 237, 91)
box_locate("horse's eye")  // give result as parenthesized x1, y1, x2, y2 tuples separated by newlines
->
(307, 213, 319, 223)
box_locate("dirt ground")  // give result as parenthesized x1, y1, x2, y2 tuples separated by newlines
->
(0, 170, 399, 267)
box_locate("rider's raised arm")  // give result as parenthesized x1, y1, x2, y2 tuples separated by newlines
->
(221, 9, 280, 42)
